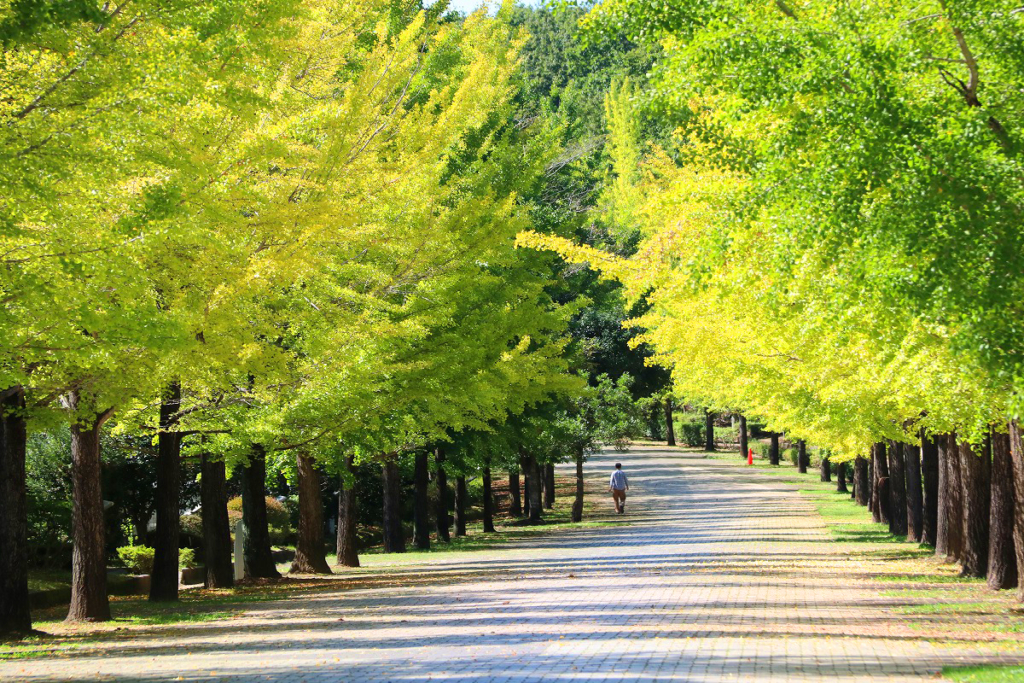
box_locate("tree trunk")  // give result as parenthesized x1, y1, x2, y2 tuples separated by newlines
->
(769, 433, 780, 465)
(544, 463, 555, 509)
(854, 456, 870, 506)
(382, 458, 405, 553)
(290, 454, 331, 574)
(959, 438, 991, 578)
(940, 434, 965, 562)
(705, 410, 715, 451)
(988, 431, 1017, 590)
(336, 454, 359, 567)
(200, 454, 233, 588)
(868, 459, 875, 513)
(454, 475, 468, 537)
(434, 447, 450, 543)
(905, 441, 924, 543)
(150, 382, 182, 602)
(66, 397, 112, 622)
(665, 398, 676, 446)
(739, 415, 748, 461)
(482, 465, 495, 533)
(508, 468, 521, 517)
(871, 442, 890, 526)
(521, 452, 531, 518)
(525, 452, 543, 522)
(1008, 422, 1024, 600)
(413, 451, 430, 550)
(836, 461, 848, 493)
(888, 441, 908, 538)
(820, 453, 831, 482)
(922, 431, 940, 547)
(797, 440, 808, 474)
(241, 445, 280, 579)
(572, 448, 584, 523)
(0, 386, 31, 635)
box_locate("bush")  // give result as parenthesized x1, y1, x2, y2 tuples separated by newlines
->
(227, 496, 292, 545)
(754, 443, 770, 460)
(676, 414, 705, 447)
(117, 545, 155, 574)
(117, 545, 200, 574)
(784, 447, 799, 466)
(180, 513, 203, 539)
(179, 547, 198, 569)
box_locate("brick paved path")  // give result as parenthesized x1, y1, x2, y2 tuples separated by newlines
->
(4, 445, 1016, 681)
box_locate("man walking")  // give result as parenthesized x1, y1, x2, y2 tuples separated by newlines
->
(609, 462, 629, 514)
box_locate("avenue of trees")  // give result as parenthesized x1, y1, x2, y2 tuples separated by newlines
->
(0, 0, 664, 635)
(7, 0, 1020, 642)
(524, 0, 1024, 596)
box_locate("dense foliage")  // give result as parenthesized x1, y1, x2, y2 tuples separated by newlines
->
(523, 0, 1024, 456)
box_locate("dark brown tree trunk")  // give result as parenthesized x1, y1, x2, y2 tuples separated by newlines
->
(665, 398, 675, 446)
(0, 386, 31, 635)
(905, 441, 924, 543)
(150, 383, 182, 602)
(868, 458, 875, 514)
(922, 431, 940, 547)
(525, 452, 543, 522)
(571, 449, 584, 523)
(508, 467, 521, 517)
(988, 431, 1017, 590)
(382, 458, 405, 553)
(482, 465, 495, 533)
(871, 442, 890, 526)
(946, 434, 965, 562)
(820, 453, 831, 482)
(769, 433, 780, 466)
(959, 438, 991, 578)
(434, 447, 450, 542)
(937, 433, 965, 561)
(854, 456, 870, 506)
(521, 452, 531, 518)
(797, 440, 808, 474)
(739, 415, 748, 461)
(66, 395, 112, 622)
(836, 461, 848, 493)
(705, 410, 715, 451)
(413, 451, 430, 550)
(544, 463, 555, 509)
(291, 454, 331, 573)
(888, 441, 908, 538)
(200, 454, 232, 588)
(454, 475, 468, 537)
(336, 454, 359, 567)
(241, 445, 280, 579)
(1008, 422, 1024, 600)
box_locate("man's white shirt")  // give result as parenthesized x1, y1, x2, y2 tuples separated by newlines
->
(610, 470, 628, 490)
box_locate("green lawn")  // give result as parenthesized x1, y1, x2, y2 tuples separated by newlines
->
(944, 665, 1024, 682)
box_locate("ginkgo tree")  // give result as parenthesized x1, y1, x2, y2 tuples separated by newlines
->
(522, 0, 1024, 592)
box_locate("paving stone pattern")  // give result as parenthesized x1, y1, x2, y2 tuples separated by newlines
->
(5, 445, 1020, 681)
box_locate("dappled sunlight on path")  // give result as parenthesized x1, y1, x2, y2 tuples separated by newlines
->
(4, 445, 1024, 681)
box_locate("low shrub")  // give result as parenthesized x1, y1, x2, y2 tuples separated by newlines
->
(676, 414, 705, 447)
(179, 547, 198, 569)
(117, 545, 155, 574)
(117, 545, 201, 574)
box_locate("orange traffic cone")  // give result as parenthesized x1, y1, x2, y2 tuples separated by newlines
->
(747, 448, 754, 466)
